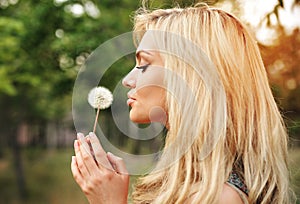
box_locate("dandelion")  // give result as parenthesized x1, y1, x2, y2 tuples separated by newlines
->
(88, 86, 113, 133)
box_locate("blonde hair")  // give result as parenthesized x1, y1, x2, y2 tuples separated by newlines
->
(132, 4, 293, 204)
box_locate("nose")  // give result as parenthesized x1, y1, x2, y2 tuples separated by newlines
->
(122, 68, 137, 88)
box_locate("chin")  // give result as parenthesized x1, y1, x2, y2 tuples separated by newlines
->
(129, 111, 150, 124)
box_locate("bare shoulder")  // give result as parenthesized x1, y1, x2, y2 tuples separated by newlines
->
(218, 183, 244, 204)
(185, 184, 245, 204)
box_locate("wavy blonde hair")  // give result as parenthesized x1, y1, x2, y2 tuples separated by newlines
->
(131, 3, 293, 204)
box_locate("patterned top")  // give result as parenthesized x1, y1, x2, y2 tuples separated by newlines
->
(227, 171, 249, 195)
(226, 171, 249, 204)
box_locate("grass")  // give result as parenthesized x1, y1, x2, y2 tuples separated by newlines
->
(0, 147, 299, 204)
(0, 148, 87, 204)
(289, 147, 300, 203)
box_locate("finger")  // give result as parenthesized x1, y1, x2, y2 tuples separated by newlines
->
(74, 139, 90, 176)
(107, 152, 128, 175)
(77, 133, 98, 172)
(86, 137, 96, 163)
(77, 133, 91, 154)
(71, 156, 83, 184)
(88, 132, 113, 171)
(86, 137, 94, 155)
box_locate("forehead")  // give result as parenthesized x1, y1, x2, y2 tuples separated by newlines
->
(136, 31, 158, 54)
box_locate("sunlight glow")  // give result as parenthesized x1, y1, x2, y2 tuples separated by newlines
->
(65, 3, 84, 18)
(279, 2, 300, 33)
(269, 60, 285, 76)
(239, 0, 278, 27)
(62, 1, 100, 19)
(55, 29, 64, 39)
(0, 0, 18, 8)
(84, 1, 100, 19)
(238, 0, 300, 44)
(286, 78, 297, 90)
(53, 0, 68, 6)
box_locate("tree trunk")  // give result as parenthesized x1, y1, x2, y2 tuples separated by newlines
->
(12, 123, 27, 200)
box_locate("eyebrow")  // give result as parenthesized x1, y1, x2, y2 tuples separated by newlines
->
(135, 50, 153, 59)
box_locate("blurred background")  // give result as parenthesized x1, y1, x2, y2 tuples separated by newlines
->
(0, 0, 299, 203)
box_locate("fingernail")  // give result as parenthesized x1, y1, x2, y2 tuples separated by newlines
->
(77, 132, 84, 139)
(107, 152, 121, 159)
(89, 132, 96, 137)
(86, 136, 90, 142)
(74, 140, 79, 148)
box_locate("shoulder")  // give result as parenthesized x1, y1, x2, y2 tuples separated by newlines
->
(218, 183, 244, 204)
(185, 184, 245, 204)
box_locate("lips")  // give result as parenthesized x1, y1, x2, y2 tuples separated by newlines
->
(127, 98, 136, 106)
(127, 93, 136, 106)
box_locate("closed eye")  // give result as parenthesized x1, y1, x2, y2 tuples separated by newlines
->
(136, 64, 150, 73)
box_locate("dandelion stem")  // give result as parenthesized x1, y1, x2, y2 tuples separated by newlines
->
(93, 107, 100, 133)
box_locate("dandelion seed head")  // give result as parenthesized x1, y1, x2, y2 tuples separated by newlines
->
(88, 86, 113, 109)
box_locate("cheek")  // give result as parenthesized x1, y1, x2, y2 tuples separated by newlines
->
(139, 86, 166, 109)
(131, 67, 166, 123)
(130, 86, 167, 123)
(136, 70, 165, 106)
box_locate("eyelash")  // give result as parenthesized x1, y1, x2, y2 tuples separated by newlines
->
(136, 64, 150, 73)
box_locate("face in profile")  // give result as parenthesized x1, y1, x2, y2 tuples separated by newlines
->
(122, 32, 167, 125)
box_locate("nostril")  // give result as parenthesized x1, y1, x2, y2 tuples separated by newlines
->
(122, 78, 135, 88)
(127, 80, 136, 88)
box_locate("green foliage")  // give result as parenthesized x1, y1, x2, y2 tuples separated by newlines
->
(0, 17, 25, 96)
(0, 0, 140, 125)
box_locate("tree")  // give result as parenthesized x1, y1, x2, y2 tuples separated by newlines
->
(0, 0, 140, 199)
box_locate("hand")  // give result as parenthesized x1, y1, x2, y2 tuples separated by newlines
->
(71, 132, 129, 204)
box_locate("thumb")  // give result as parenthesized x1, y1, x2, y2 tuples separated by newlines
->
(107, 152, 128, 175)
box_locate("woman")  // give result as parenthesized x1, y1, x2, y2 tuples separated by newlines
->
(71, 3, 294, 204)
